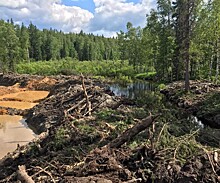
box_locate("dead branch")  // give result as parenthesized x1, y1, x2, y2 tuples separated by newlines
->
(83, 98, 106, 116)
(61, 89, 91, 106)
(66, 98, 86, 113)
(66, 95, 92, 113)
(108, 114, 159, 148)
(81, 74, 92, 115)
(17, 165, 35, 183)
(34, 166, 56, 183)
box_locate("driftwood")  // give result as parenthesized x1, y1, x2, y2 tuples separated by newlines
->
(108, 114, 159, 148)
(17, 165, 35, 183)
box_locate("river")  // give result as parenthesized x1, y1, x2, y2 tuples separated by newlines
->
(108, 80, 204, 127)
(108, 80, 156, 99)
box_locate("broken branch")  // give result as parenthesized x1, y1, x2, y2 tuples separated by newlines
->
(17, 165, 35, 183)
(81, 74, 92, 116)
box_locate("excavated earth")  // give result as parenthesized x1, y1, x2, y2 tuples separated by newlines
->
(0, 74, 220, 183)
(161, 80, 220, 128)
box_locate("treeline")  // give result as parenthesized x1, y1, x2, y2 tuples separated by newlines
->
(0, 19, 119, 72)
(119, 0, 220, 88)
(1, 0, 220, 88)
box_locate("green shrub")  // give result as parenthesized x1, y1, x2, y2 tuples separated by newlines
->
(135, 72, 157, 80)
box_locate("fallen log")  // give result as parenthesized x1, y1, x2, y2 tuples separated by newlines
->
(108, 114, 159, 148)
(17, 165, 35, 183)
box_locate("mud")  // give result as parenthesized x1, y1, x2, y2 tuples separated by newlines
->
(0, 78, 50, 159)
(0, 74, 219, 183)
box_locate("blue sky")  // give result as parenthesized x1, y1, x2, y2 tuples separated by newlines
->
(62, 0, 96, 13)
(0, 0, 156, 37)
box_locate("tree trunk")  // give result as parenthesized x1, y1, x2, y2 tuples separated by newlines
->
(215, 39, 219, 82)
(108, 114, 159, 148)
(209, 51, 214, 81)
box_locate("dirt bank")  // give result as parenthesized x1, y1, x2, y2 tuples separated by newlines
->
(0, 75, 220, 183)
(161, 80, 220, 128)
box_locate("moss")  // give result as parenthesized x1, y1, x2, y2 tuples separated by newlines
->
(95, 109, 120, 122)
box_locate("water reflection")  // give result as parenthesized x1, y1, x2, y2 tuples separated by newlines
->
(109, 81, 205, 129)
(0, 115, 35, 159)
(188, 115, 204, 128)
(109, 80, 155, 99)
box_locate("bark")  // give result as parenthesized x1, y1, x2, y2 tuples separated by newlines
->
(184, 0, 191, 92)
(215, 39, 219, 82)
(81, 74, 91, 116)
(17, 165, 35, 183)
(108, 114, 159, 148)
(209, 51, 214, 80)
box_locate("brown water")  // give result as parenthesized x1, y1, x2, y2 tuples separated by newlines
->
(0, 115, 35, 159)
(0, 90, 49, 159)
(0, 91, 49, 102)
(0, 101, 37, 110)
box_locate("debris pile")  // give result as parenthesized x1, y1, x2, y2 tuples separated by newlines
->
(0, 74, 220, 183)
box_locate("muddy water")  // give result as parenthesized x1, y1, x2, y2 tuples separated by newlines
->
(0, 91, 49, 102)
(0, 90, 49, 158)
(0, 101, 37, 110)
(0, 115, 35, 159)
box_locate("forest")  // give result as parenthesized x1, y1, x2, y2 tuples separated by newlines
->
(1, 0, 220, 182)
(0, 0, 220, 90)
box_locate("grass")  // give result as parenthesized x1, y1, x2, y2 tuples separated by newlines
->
(135, 72, 157, 80)
(16, 59, 158, 84)
(16, 59, 135, 77)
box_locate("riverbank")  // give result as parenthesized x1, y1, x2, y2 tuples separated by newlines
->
(0, 74, 220, 182)
(161, 80, 220, 128)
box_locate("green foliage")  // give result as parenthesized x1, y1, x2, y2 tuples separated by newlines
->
(157, 125, 201, 165)
(53, 127, 67, 150)
(135, 72, 157, 80)
(95, 109, 133, 135)
(157, 83, 166, 90)
(0, 19, 121, 73)
(197, 92, 220, 116)
(16, 59, 137, 81)
(95, 109, 119, 122)
(0, 20, 19, 72)
(77, 124, 96, 134)
(1, 0, 220, 84)
(136, 91, 163, 109)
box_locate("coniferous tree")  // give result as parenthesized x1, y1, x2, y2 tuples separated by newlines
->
(28, 23, 42, 61)
(173, 0, 201, 91)
(19, 23, 30, 62)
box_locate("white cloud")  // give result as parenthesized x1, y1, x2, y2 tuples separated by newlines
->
(86, 0, 156, 35)
(0, 0, 156, 36)
(0, 0, 93, 33)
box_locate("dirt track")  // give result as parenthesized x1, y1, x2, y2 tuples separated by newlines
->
(0, 74, 220, 183)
